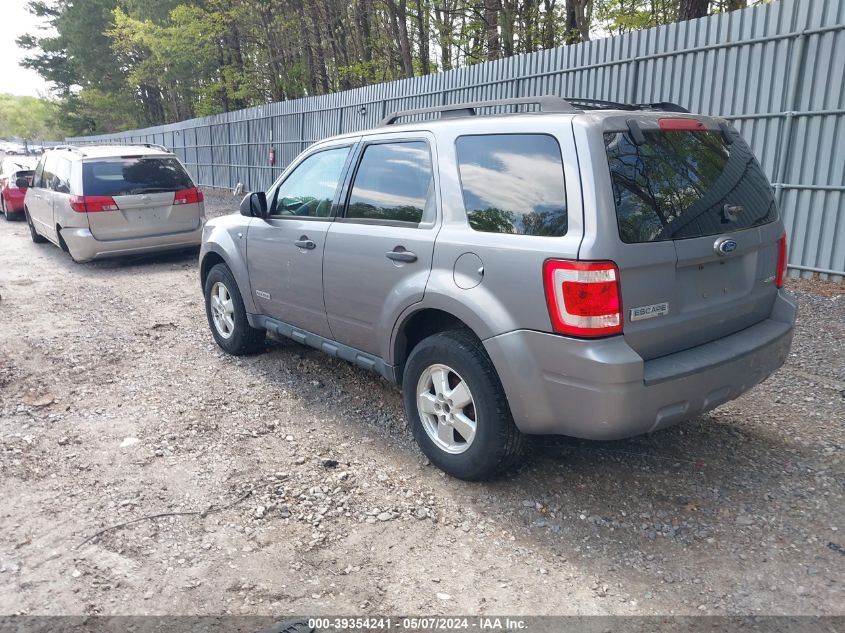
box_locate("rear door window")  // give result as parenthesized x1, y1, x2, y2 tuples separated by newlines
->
(456, 134, 567, 236)
(345, 141, 434, 225)
(82, 157, 194, 197)
(604, 129, 777, 243)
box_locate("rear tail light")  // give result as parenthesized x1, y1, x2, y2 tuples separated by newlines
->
(69, 195, 119, 213)
(543, 260, 623, 337)
(776, 233, 787, 288)
(658, 118, 707, 132)
(173, 187, 203, 205)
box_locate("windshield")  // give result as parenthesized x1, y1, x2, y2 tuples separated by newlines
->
(82, 157, 194, 196)
(604, 129, 777, 243)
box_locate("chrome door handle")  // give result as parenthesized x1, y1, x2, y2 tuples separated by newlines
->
(294, 236, 316, 250)
(386, 249, 417, 263)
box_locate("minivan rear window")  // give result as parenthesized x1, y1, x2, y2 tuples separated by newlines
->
(82, 157, 194, 197)
(604, 130, 777, 243)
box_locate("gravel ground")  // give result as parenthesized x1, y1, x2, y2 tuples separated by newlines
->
(0, 188, 842, 617)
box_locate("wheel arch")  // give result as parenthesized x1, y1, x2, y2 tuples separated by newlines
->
(199, 238, 258, 315)
(391, 306, 485, 382)
(200, 250, 227, 287)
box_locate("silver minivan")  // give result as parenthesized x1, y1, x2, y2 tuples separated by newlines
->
(200, 96, 797, 480)
(22, 144, 205, 262)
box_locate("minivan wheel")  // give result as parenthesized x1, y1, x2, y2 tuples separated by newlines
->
(24, 209, 46, 243)
(402, 329, 524, 480)
(203, 263, 265, 355)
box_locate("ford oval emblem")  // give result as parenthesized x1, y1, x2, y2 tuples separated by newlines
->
(716, 238, 738, 255)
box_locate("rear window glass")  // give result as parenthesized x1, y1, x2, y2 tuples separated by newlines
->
(456, 134, 567, 236)
(605, 130, 777, 243)
(82, 157, 193, 197)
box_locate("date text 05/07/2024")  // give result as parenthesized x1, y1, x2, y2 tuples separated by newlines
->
(306, 617, 527, 631)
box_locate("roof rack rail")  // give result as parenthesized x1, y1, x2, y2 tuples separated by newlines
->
(565, 98, 689, 113)
(565, 98, 638, 111)
(636, 101, 690, 113)
(66, 140, 171, 152)
(381, 95, 579, 126)
(380, 95, 690, 125)
(141, 142, 170, 152)
(47, 144, 84, 154)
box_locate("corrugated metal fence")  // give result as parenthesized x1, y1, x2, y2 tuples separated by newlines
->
(67, 0, 845, 279)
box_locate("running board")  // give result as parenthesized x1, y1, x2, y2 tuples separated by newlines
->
(248, 314, 398, 383)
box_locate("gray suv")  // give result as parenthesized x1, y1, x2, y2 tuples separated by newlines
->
(200, 96, 796, 480)
(22, 144, 205, 262)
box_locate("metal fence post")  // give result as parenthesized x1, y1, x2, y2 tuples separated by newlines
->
(627, 58, 640, 104)
(773, 30, 809, 207)
(208, 125, 217, 187)
(246, 117, 251, 191)
(226, 119, 233, 190)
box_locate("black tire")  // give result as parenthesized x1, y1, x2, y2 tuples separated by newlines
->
(204, 263, 265, 355)
(24, 208, 46, 243)
(402, 329, 525, 480)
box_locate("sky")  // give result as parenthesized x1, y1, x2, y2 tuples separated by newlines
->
(0, 2, 53, 97)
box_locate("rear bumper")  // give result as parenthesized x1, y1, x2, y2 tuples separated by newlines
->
(484, 290, 797, 440)
(59, 226, 203, 262)
(4, 190, 25, 212)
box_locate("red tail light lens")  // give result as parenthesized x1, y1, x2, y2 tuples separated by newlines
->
(776, 233, 787, 288)
(658, 118, 707, 132)
(173, 187, 203, 205)
(543, 260, 623, 337)
(69, 195, 119, 213)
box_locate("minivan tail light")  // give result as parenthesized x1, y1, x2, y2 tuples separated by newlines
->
(658, 118, 707, 132)
(776, 233, 787, 288)
(173, 187, 203, 205)
(543, 260, 623, 337)
(69, 195, 119, 213)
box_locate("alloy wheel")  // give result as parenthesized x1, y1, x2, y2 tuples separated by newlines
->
(416, 363, 477, 454)
(210, 281, 235, 339)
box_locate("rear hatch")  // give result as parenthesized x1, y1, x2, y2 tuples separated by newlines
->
(595, 114, 783, 360)
(82, 156, 202, 241)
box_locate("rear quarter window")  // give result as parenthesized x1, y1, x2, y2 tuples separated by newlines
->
(82, 157, 194, 197)
(605, 129, 777, 243)
(456, 134, 567, 236)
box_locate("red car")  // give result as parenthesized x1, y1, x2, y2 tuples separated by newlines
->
(1, 156, 37, 220)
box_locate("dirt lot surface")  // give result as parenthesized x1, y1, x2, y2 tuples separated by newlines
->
(1, 189, 842, 617)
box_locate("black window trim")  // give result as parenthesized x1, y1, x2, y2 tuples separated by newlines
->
(265, 143, 357, 222)
(454, 131, 569, 237)
(337, 136, 437, 229)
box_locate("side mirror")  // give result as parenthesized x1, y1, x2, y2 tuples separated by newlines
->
(240, 191, 268, 219)
(15, 177, 29, 189)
